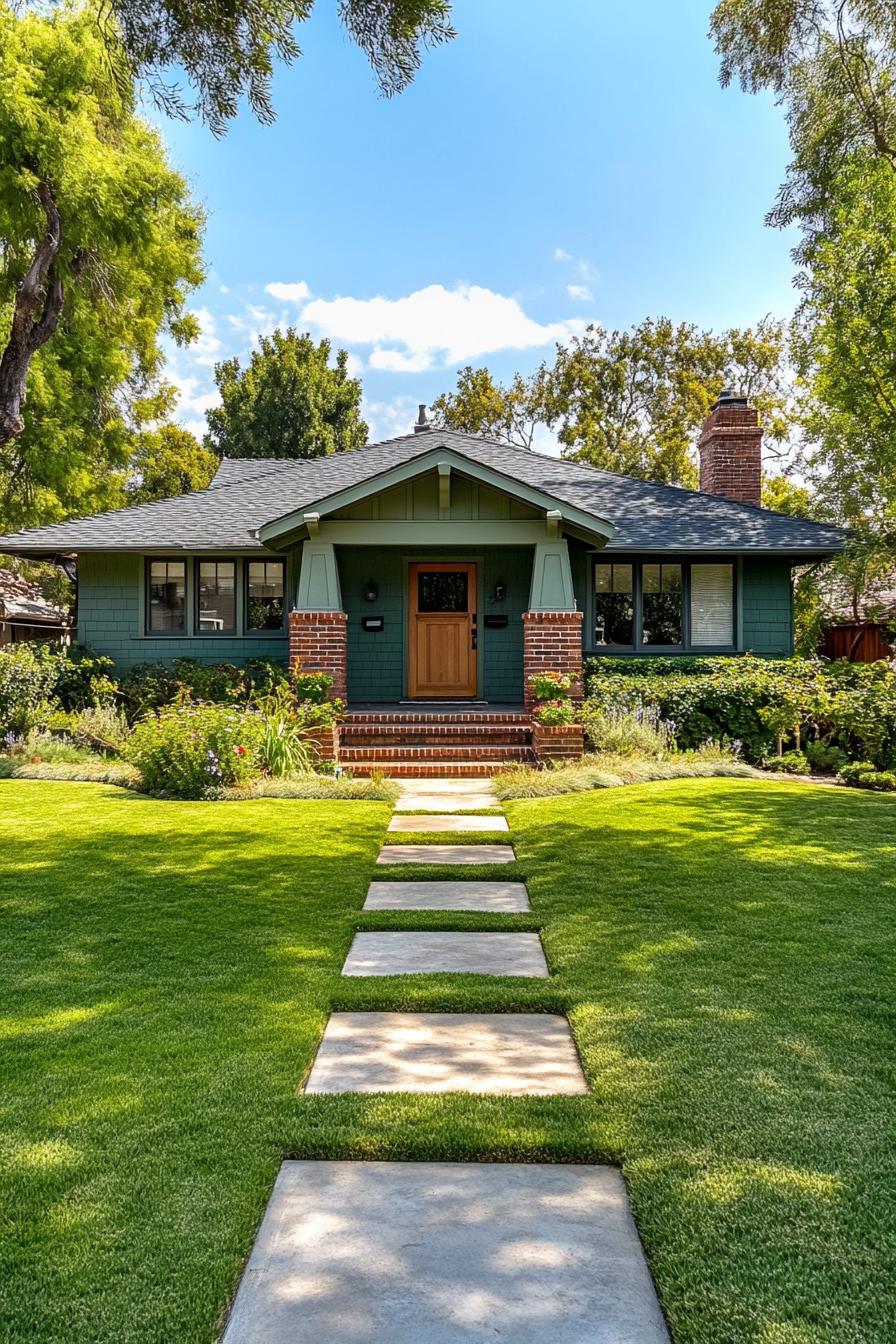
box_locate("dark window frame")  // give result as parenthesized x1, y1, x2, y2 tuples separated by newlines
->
(195, 558, 238, 636)
(145, 557, 188, 636)
(244, 558, 287, 635)
(589, 558, 737, 655)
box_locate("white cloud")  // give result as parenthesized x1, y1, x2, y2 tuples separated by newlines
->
(226, 304, 279, 342)
(189, 307, 223, 367)
(344, 351, 365, 377)
(265, 280, 311, 303)
(362, 395, 419, 442)
(554, 249, 598, 289)
(368, 347, 434, 373)
(567, 283, 593, 302)
(301, 283, 581, 371)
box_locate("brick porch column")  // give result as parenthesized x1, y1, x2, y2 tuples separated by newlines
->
(522, 610, 584, 706)
(289, 610, 348, 701)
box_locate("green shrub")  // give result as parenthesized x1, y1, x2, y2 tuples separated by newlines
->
(768, 750, 811, 775)
(582, 703, 675, 757)
(853, 770, 896, 792)
(804, 740, 849, 774)
(291, 669, 336, 704)
(584, 654, 896, 768)
(3, 729, 101, 765)
(52, 648, 118, 709)
(0, 644, 63, 735)
(529, 671, 573, 702)
(118, 662, 183, 717)
(125, 703, 265, 799)
(838, 760, 876, 784)
(534, 699, 575, 726)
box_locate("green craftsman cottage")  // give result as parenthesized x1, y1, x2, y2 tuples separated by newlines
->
(0, 394, 844, 740)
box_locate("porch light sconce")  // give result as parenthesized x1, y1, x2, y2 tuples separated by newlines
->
(364, 579, 379, 603)
(493, 580, 507, 602)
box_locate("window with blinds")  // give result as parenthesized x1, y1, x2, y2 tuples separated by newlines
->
(690, 564, 734, 646)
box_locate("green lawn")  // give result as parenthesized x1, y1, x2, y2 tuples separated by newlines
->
(2, 778, 894, 1343)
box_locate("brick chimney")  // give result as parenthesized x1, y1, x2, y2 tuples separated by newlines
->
(697, 389, 762, 506)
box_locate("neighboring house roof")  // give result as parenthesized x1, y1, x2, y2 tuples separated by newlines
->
(0, 568, 70, 626)
(0, 429, 847, 556)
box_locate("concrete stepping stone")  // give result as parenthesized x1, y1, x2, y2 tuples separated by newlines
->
(342, 932, 548, 977)
(388, 814, 509, 832)
(364, 880, 530, 912)
(377, 844, 515, 865)
(394, 792, 499, 811)
(304, 1013, 587, 1094)
(222, 1160, 670, 1344)
(394, 779, 499, 812)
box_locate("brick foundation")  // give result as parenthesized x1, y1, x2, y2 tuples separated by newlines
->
(288, 610, 348, 701)
(698, 392, 762, 506)
(532, 721, 585, 764)
(522, 610, 584, 706)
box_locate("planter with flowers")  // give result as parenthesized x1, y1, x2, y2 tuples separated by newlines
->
(528, 672, 584, 764)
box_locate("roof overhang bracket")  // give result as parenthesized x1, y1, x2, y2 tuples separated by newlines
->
(304, 512, 320, 537)
(546, 509, 562, 539)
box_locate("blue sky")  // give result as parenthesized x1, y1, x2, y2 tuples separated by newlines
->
(158, 0, 796, 447)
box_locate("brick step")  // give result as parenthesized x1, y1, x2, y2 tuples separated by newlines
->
(347, 759, 531, 778)
(340, 725, 533, 747)
(344, 711, 530, 726)
(339, 744, 532, 764)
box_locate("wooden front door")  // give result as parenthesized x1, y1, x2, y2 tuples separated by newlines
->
(408, 563, 477, 698)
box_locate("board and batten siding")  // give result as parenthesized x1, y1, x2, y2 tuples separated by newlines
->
(76, 553, 290, 671)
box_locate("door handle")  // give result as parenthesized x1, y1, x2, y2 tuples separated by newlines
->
(471, 631, 478, 650)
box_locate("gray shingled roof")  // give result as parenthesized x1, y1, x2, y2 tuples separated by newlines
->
(0, 429, 846, 555)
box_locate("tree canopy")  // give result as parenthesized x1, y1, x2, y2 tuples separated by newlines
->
(126, 425, 219, 505)
(431, 364, 550, 450)
(96, 0, 456, 134)
(205, 329, 368, 460)
(0, 5, 205, 530)
(433, 319, 792, 486)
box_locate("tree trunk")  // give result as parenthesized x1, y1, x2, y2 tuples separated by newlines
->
(0, 181, 65, 448)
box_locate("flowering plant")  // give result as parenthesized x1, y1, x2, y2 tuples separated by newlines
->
(529, 671, 573, 703)
(126, 703, 264, 798)
(534, 699, 575, 727)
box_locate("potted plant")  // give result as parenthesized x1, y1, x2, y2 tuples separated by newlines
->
(528, 672, 584, 763)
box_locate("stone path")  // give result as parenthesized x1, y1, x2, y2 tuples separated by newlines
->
(342, 930, 549, 977)
(224, 774, 669, 1342)
(304, 1011, 586, 1093)
(222, 1161, 671, 1344)
(364, 879, 530, 911)
(377, 842, 516, 864)
(388, 813, 509, 831)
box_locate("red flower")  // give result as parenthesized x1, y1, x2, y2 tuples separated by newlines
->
(236, 745, 247, 756)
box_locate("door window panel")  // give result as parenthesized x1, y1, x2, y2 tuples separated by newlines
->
(417, 571, 469, 612)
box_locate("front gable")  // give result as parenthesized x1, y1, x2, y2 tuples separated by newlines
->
(255, 446, 617, 548)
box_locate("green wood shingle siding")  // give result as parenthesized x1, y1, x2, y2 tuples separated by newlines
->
(77, 554, 289, 671)
(741, 556, 794, 654)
